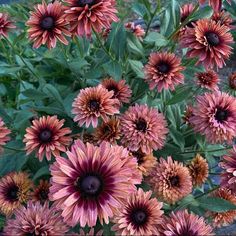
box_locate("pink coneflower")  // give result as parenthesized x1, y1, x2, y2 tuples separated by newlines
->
(101, 78, 132, 106)
(219, 149, 236, 193)
(23, 116, 72, 161)
(3, 201, 69, 235)
(190, 92, 236, 144)
(120, 104, 168, 154)
(0, 13, 15, 37)
(148, 156, 192, 204)
(49, 140, 141, 227)
(160, 210, 213, 235)
(0, 117, 10, 154)
(26, 1, 71, 49)
(211, 11, 233, 27)
(64, 0, 119, 38)
(195, 70, 219, 91)
(72, 85, 119, 128)
(112, 188, 163, 236)
(199, 0, 231, 12)
(125, 22, 145, 39)
(182, 19, 233, 69)
(0, 172, 32, 216)
(144, 52, 185, 92)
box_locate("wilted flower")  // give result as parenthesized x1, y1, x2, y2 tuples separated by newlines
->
(64, 0, 119, 37)
(211, 10, 233, 27)
(26, 1, 71, 49)
(190, 92, 236, 144)
(31, 180, 50, 204)
(23, 116, 72, 161)
(120, 104, 168, 154)
(125, 22, 145, 38)
(3, 201, 69, 235)
(229, 72, 236, 90)
(72, 85, 119, 128)
(49, 140, 141, 227)
(144, 52, 185, 92)
(195, 70, 219, 91)
(0, 172, 32, 216)
(112, 188, 163, 236)
(182, 19, 233, 69)
(0, 117, 10, 154)
(148, 156, 192, 204)
(0, 13, 15, 37)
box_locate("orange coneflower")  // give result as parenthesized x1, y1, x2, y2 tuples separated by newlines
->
(0, 172, 32, 216)
(23, 116, 72, 161)
(112, 188, 163, 235)
(26, 1, 71, 49)
(0, 117, 10, 154)
(144, 52, 185, 92)
(0, 13, 15, 37)
(195, 70, 219, 91)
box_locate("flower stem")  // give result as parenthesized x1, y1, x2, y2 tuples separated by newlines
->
(195, 186, 219, 199)
(4, 145, 24, 152)
(178, 146, 232, 155)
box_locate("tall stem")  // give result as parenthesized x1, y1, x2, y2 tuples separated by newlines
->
(178, 146, 232, 155)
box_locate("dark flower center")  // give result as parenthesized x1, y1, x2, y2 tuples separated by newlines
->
(215, 108, 229, 122)
(156, 61, 170, 74)
(106, 85, 119, 97)
(79, 175, 103, 198)
(77, 0, 97, 7)
(40, 16, 55, 30)
(39, 189, 49, 201)
(39, 129, 52, 143)
(25, 232, 37, 236)
(169, 175, 180, 187)
(131, 209, 148, 226)
(135, 118, 147, 132)
(132, 151, 145, 165)
(88, 99, 100, 112)
(6, 185, 19, 201)
(205, 32, 220, 46)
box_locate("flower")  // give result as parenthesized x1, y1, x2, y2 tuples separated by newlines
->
(23, 115, 72, 161)
(182, 19, 233, 69)
(195, 70, 219, 91)
(26, 1, 71, 49)
(125, 22, 145, 38)
(130, 150, 157, 176)
(120, 104, 168, 154)
(78, 228, 103, 236)
(187, 154, 209, 186)
(144, 52, 185, 92)
(148, 156, 192, 204)
(211, 11, 233, 27)
(72, 85, 119, 128)
(208, 188, 236, 227)
(229, 72, 236, 90)
(0, 172, 32, 216)
(159, 210, 213, 235)
(0, 13, 15, 37)
(112, 188, 163, 236)
(31, 180, 50, 203)
(219, 149, 236, 193)
(199, 0, 231, 12)
(3, 201, 69, 235)
(0, 117, 10, 154)
(49, 140, 141, 227)
(182, 105, 193, 125)
(101, 78, 132, 106)
(94, 117, 121, 143)
(190, 92, 236, 144)
(82, 132, 97, 145)
(64, 0, 119, 38)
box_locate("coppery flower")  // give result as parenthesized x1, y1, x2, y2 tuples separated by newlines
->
(211, 11, 233, 27)
(23, 116, 72, 161)
(32, 180, 50, 204)
(82, 132, 97, 145)
(159, 210, 213, 235)
(0, 13, 15, 37)
(3, 201, 69, 235)
(120, 104, 168, 154)
(26, 1, 71, 49)
(195, 70, 219, 91)
(183, 105, 193, 125)
(94, 117, 121, 143)
(0, 172, 32, 216)
(199, 0, 231, 12)
(182, 19, 233, 69)
(130, 149, 157, 176)
(187, 154, 209, 186)
(64, 0, 119, 38)
(112, 188, 163, 236)
(72, 85, 120, 128)
(0, 117, 10, 154)
(125, 22, 145, 39)
(101, 78, 132, 106)
(190, 92, 236, 144)
(49, 140, 141, 227)
(148, 156, 192, 204)
(229, 72, 236, 90)
(144, 52, 185, 92)
(208, 188, 236, 227)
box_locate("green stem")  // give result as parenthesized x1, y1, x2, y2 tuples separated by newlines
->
(195, 186, 219, 199)
(4, 145, 24, 152)
(178, 146, 232, 155)
(4, 37, 40, 80)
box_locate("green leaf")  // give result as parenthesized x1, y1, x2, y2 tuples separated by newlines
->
(128, 60, 144, 78)
(132, 3, 148, 18)
(127, 36, 144, 56)
(22, 89, 48, 100)
(198, 196, 236, 212)
(144, 32, 168, 47)
(103, 61, 122, 80)
(14, 110, 34, 130)
(166, 87, 192, 105)
(169, 126, 185, 151)
(190, 6, 213, 21)
(33, 166, 50, 181)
